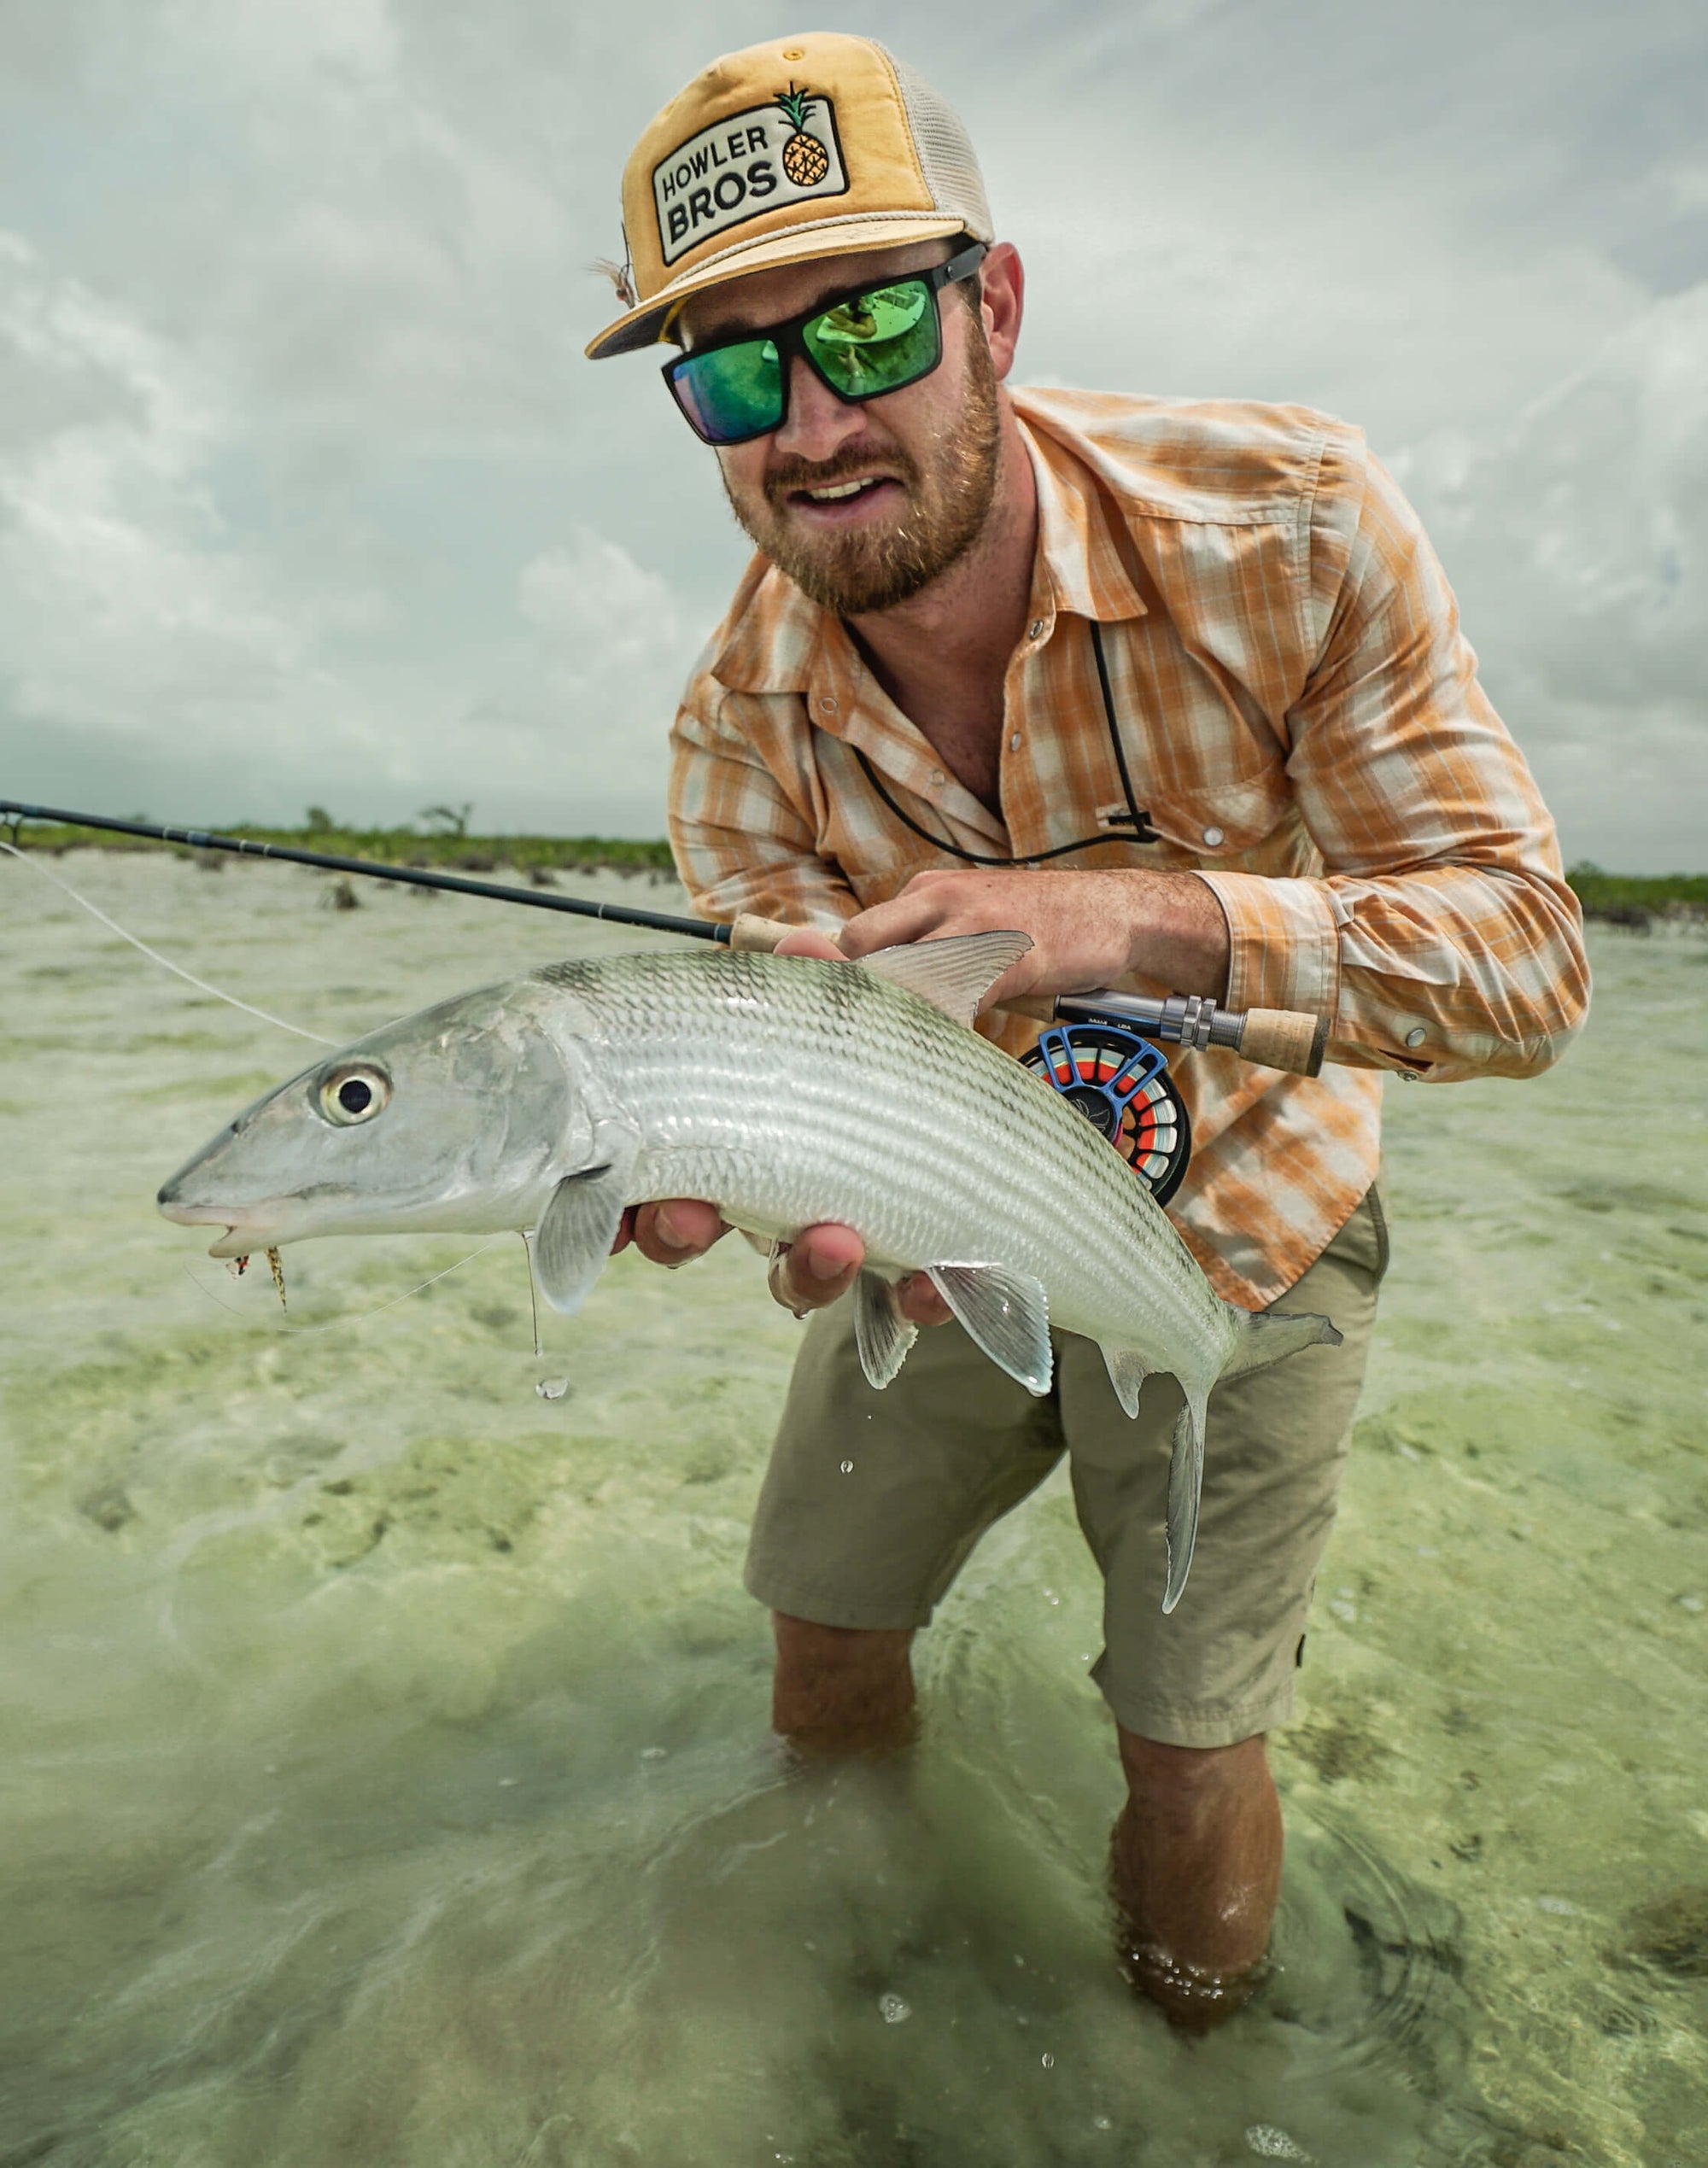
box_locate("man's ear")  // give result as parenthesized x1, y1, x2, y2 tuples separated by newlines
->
(978, 243, 1025, 380)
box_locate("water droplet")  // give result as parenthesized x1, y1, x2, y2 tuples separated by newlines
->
(1328, 1598, 1357, 1625)
(1536, 1894, 1577, 1915)
(878, 1992, 911, 2025)
(640, 1745, 668, 1761)
(1092, 2116, 1112, 2131)
(839, 1458, 854, 1475)
(1676, 1594, 1704, 1613)
(498, 1776, 518, 1787)
(535, 1377, 570, 1401)
(1040, 2051, 1055, 2068)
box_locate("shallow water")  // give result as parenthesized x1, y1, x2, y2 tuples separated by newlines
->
(2, 850, 1705, 2166)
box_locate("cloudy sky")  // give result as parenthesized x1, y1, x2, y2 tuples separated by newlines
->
(2, 0, 1703, 867)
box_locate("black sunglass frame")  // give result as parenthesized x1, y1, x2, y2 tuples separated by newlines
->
(662, 241, 989, 447)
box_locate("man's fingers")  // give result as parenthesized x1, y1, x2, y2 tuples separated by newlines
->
(767, 1222, 865, 1312)
(896, 1271, 954, 1327)
(629, 1199, 729, 1265)
(837, 893, 947, 957)
(771, 927, 847, 961)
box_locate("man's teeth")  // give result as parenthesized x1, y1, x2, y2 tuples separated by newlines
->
(806, 478, 880, 501)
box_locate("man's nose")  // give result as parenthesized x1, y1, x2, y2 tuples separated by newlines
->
(772, 354, 865, 463)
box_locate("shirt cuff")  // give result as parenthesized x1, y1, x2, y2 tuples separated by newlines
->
(1196, 872, 1341, 1027)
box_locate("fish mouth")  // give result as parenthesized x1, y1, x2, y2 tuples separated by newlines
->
(157, 1196, 285, 1259)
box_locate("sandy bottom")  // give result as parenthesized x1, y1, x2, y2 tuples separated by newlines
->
(2, 849, 1704, 2166)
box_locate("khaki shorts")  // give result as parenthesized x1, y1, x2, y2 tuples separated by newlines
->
(745, 1188, 1389, 1749)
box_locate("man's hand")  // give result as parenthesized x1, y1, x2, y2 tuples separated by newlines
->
(611, 925, 954, 1325)
(837, 866, 1231, 1007)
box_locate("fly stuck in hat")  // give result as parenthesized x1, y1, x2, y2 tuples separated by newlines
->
(585, 32, 993, 359)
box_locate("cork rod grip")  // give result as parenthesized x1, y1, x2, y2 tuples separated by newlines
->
(1240, 1007, 1331, 1078)
(728, 913, 806, 952)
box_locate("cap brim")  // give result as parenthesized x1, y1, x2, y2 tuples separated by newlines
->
(584, 213, 968, 359)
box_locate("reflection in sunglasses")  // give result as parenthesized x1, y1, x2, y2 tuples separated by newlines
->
(813, 285, 928, 349)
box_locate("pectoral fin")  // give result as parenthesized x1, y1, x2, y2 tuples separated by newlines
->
(857, 931, 1033, 1026)
(529, 1132, 640, 1314)
(853, 1271, 918, 1390)
(925, 1261, 1052, 1396)
(1101, 1345, 1150, 1418)
(1161, 1388, 1209, 1614)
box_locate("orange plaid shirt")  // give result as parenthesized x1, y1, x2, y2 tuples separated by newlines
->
(668, 387, 1589, 1310)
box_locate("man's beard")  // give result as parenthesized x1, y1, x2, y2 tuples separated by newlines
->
(722, 328, 1002, 616)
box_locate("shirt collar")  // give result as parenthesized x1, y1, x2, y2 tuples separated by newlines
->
(1014, 389, 1149, 629)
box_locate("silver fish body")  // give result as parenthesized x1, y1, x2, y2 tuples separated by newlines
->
(159, 936, 1340, 1607)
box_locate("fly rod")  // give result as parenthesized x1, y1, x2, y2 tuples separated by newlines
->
(1, 798, 1327, 1078)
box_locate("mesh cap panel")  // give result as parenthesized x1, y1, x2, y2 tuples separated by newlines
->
(881, 46, 994, 240)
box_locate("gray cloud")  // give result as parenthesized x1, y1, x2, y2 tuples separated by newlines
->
(0, 0, 1702, 864)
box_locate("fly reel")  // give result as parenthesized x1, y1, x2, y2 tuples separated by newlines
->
(1021, 1015, 1191, 1207)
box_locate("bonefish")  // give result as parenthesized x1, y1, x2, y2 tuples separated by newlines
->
(157, 932, 1340, 1610)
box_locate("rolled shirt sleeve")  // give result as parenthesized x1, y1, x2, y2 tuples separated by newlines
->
(1200, 444, 1589, 1083)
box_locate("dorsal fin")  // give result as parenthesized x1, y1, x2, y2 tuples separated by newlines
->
(856, 931, 1032, 1026)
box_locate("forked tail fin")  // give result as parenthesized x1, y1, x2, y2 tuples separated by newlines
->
(1161, 1305, 1343, 1613)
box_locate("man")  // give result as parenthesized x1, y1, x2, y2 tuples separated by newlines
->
(585, 33, 1588, 2025)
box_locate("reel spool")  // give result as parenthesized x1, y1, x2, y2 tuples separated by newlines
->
(1021, 1017, 1192, 1207)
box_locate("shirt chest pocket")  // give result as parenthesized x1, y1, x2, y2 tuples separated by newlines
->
(1135, 762, 1293, 864)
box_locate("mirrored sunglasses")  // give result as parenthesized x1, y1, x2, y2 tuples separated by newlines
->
(663, 243, 988, 447)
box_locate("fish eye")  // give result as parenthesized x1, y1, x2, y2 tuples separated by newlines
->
(318, 1062, 391, 1127)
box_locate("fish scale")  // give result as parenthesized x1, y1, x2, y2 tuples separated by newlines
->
(158, 935, 1340, 1609)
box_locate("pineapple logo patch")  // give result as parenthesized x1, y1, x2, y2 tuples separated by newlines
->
(652, 84, 848, 266)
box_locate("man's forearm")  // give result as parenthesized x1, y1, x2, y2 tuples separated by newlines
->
(835, 866, 1231, 1008)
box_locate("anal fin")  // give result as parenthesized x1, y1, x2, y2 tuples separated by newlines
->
(1101, 1345, 1150, 1419)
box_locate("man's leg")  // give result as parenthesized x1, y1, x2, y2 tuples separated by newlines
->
(1109, 1727, 1281, 2027)
(771, 1612, 918, 1756)
(1061, 1191, 1389, 2026)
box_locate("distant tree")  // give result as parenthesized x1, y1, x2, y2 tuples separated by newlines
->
(419, 803, 473, 839)
(305, 805, 335, 832)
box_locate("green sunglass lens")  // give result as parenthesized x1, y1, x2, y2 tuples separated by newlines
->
(804, 280, 935, 395)
(674, 336, 783, 444)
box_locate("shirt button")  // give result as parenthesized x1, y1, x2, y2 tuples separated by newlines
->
(1404, 1026, 1427, 1049)
(817, 696, 837, 714)
(1009, 733, 1021, 752)
(1027, 619, 1044, 640)
(1202, 826, 1225, 849)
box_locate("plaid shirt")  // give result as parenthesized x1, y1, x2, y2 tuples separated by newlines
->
(668, 387, 1588, 1310)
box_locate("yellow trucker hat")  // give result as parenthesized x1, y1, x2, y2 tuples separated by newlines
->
(585, 32, 993, 359)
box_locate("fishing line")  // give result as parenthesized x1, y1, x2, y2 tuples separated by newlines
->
(0, 838, 337, 1045)
(179, 1235, 510, 1335)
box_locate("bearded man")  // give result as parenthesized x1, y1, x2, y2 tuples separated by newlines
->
(585, 33, 1588, 2026)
